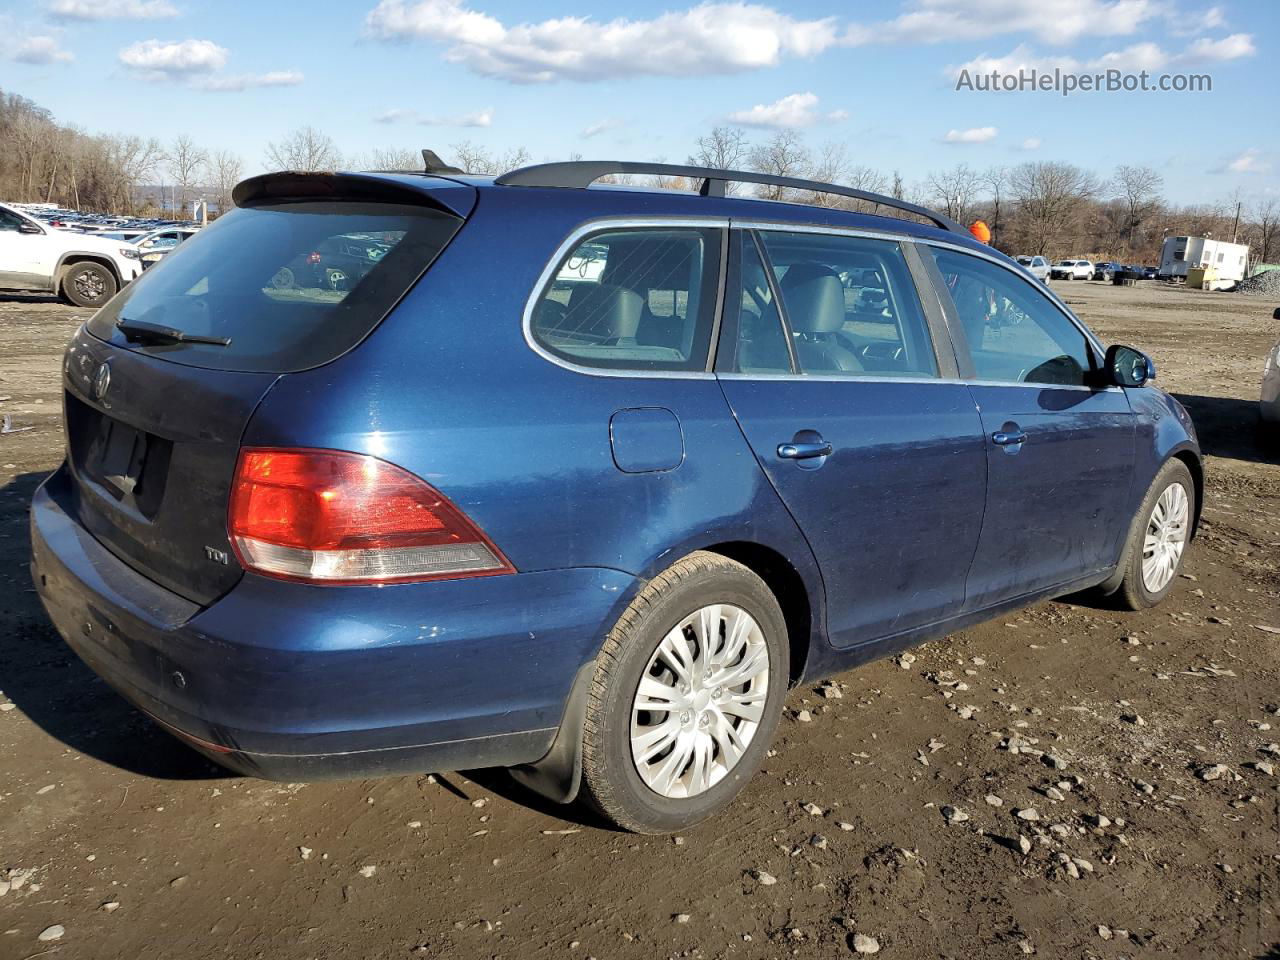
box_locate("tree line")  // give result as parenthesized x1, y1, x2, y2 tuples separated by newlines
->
(2, 88, 1275, 266)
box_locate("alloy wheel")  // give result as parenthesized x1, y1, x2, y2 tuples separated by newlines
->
(629, 604, 770, 799)
(73, 269, 106, 303)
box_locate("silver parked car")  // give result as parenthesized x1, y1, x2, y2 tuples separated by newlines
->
(1015, 255, 1051, 283)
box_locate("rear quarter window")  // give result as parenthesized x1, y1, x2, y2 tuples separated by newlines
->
(530, 226, 724, 373)
(87, 200, 462, 373)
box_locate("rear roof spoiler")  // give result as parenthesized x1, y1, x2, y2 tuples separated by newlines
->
(231, 171, 476, 218)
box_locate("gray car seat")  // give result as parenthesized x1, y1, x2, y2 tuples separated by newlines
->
(779, 262, 863, 373)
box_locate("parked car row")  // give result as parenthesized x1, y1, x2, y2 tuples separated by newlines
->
(1046, 259, 1158, 282)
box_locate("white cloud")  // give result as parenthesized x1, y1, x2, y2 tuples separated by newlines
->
(119, 38, 228, 73)
(420, 108, 492, 127)
(581, 118, 622, 138)
(944, 126, 998, 144)
(11, 35, 74, 64)
(856, 0, 1159, 47)
(727, 91, 846, 128)
(49, 0, 176, 20)
(1019, 137, 1041, 150)
(950, 43, 1080, 77)
(1168, 4, 1224, 36)
(950, 31, 1255, 80)
(198, 70, 304, 92)
(1090, 41, 1169, 71)
(375, 106, 493, 126)
(364, 0, 841, 82)
(1179, 32, 1255, 63)
(1226, 148, 1270, 174)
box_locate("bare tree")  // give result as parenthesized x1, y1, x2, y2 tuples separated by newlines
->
(167, 135, 208, 215)
(1253, 198, 1279, 266)
(688, 126, 749, 194)
(689, 125, 748, 170)
(926, 163, 982, 225)
(264, 126, 342, 172)
(103, 134, 163, 212)
(802, 142, 851, 207)
(209, 150, 243, 214)
(356, 146, 422, 170)
(982, 165, 1007, 248)
(1112, 164, 1164, 256)
(1007, 161, 1101, 256)
(448, 141, 530, 175)
(747, 131, 811, 201)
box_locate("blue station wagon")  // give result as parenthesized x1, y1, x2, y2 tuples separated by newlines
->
(31, 156, 1202, 833)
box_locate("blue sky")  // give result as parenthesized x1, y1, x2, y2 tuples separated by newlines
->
(3, 0, 1277, 205)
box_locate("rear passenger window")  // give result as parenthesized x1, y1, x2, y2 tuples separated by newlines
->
(931, 248, 1094, 387)
(531, 227, 723, 372)
(758, 231, 938, 378)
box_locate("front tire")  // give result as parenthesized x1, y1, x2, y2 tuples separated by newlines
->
(580, 551, 789, 834)
(61, 262, 117, 308)
(1114, 459, 1195, 610)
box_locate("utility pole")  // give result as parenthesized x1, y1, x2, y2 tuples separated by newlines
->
(1232, 201, 1241, 243)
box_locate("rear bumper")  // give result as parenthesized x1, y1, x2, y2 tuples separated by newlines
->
(31, 467, 636, 780)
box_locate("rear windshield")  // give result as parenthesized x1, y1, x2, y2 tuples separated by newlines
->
(87, 201, 462, 372)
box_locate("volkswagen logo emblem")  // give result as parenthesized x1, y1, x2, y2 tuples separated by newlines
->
(92, 362, 111, 402)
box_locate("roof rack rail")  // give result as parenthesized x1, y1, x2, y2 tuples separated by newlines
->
(493, 161, 965, 234)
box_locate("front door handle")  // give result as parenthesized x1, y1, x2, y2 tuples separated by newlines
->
(991, 430, 1027, 446)
(777, 440, 833, 460)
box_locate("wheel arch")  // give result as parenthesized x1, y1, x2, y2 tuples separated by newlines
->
(57, 253, 123, 287)
(699, 540, 814, 688)
(1171, 447, 1204, 538)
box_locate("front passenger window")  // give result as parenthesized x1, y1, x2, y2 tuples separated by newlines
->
(932, 249, 1094, 387)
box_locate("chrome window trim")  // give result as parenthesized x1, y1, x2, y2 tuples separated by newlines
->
(521, 216, 730, 381)
(716, 371, 1120, 392)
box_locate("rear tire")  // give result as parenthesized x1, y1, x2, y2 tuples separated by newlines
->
(1114, 459, 1195, 610)
(61, 262, 117, 308)
(579, 551, 788, 834)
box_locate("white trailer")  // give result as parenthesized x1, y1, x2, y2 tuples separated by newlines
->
(1159, 236, 1250, 289)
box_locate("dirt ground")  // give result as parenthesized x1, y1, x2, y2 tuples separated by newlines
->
(0, 281, 1277, 960)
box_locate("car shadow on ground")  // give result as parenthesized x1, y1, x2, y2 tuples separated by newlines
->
(0, 292, 65, 305)
(1172, 393, 1277, 466)
(0, 471, 228, 781)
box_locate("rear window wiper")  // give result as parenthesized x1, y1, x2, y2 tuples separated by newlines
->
(116, 319, 231, 347)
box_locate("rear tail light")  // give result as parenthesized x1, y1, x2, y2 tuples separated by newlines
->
(228, 448, 513, 585)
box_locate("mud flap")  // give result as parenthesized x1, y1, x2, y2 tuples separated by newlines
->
(509, 660, 596, 804)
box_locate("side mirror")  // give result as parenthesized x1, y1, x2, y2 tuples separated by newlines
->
(1105, 344, 1155, 388)
(18, 221, 42, 235)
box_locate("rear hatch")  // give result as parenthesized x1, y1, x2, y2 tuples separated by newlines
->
(62, 172, 472, 606)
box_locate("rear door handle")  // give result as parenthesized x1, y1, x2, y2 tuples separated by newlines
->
(777, 441, 833, 460)
(991, 430, 1027, 446)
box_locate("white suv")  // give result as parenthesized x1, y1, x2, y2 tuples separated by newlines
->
(1051, 259, 1094, 281)
(0, 203, 142, 307)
